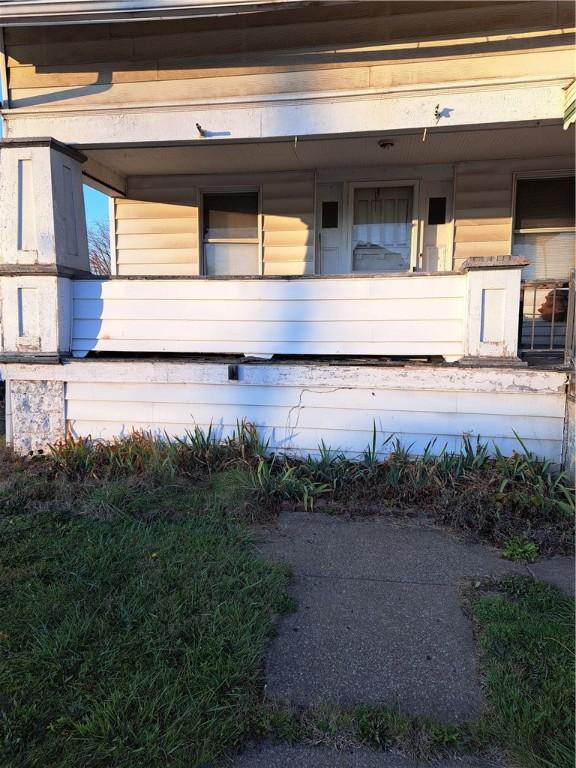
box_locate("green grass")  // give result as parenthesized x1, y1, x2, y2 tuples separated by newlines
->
(0, 490, 290, 768)
(471, 577, 575, 768)
(0, 435, 573, 767)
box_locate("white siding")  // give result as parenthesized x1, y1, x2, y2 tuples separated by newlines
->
(71, 274, 466, 357)
(53, 360, 568, 462)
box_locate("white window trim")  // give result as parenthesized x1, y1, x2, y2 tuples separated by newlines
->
(199, 186, 262, 276)
(345, 179, 420, 273)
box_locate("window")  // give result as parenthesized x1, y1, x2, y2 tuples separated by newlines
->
(203, 192, 259, 275)
(512, 177, 575, 281)
(352, 186, 413, 272)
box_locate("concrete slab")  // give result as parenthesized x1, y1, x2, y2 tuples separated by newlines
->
(229, 743, 415, 767)
(264, 576, 483, 721)
(255, 513, 527, 584)
(528, 557, 575, 597)
(256, 513, 528, 723)
(228, 744, 502, 768)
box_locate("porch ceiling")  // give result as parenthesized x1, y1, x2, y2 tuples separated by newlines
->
(79, 123, 574, 178)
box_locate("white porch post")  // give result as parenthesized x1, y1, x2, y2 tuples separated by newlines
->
(0, 137, 89, 358)
(0, 138, 89, 451)
(462, 256, 528, 365)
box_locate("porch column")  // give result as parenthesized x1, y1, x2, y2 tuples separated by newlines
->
(461, 256, 529, 365)
(0, 137, 89, 359)
(0, 138, 89, 452)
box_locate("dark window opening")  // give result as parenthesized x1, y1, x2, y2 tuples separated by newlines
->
(428, 197, 447, 226)
(322, 201, 339, 229)
(515, 177, 575, 230)
(203, 192, 258, 240)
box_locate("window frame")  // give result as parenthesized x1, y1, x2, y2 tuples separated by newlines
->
(512, 170, 576, 236)
(200, 186, 262, 276)
(345, 179, 420, 273)
(511, 170, 575, 284)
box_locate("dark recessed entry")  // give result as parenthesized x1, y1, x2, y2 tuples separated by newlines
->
(322, 200, 339, 229)
(428, 197, 447, 226)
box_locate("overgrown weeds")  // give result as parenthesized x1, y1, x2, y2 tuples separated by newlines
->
(1, 423, 573, 554)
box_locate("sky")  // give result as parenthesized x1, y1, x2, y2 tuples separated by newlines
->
(83, 185, 110, 230)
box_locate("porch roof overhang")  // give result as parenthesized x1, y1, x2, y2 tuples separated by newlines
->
(0, 0, 344, 26)
(74, 122, 574, 184)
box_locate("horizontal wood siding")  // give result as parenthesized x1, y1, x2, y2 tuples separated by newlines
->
(71, 275, 466, 357)
(4, 2, 574, 111)
(115, 195, 199, 276)
(452, 156, 574, 270)
(58, 360, 567, 461)
(262, 172, 315, 275)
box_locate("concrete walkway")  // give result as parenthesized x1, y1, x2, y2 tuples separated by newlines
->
(231, 744, 503, 767)
(229, 512, 574, 767)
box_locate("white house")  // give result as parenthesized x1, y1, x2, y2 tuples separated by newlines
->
(0, 0, 574, 466)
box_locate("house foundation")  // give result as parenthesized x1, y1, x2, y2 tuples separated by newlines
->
(2, 359, 568, 462)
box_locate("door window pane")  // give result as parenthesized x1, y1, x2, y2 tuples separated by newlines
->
(428, 197, 447, 225)
(322, 201, 339, 229)
(352, 186, 413, 272)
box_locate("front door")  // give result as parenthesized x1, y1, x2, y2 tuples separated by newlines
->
(351, 185, 413, 272)
(420, 180, 453, 272)
(317, 183, 346, 274)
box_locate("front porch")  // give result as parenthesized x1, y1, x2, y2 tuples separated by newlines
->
(0, 126, 573, 464)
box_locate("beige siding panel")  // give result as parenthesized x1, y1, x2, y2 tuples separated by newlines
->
(9, 67, 371, 108)
(456, 216, 512, 228)
(10, 47, 574, 108)
(262, 197, 315, 216)
(119, 263, 198, 276)
(117, 233, 198, 250)
(120, 252, 198, 265)
(116, 218, 197, 235)
(262, 173, 315, 272)
(454, 189, 512, 210)
(369, 48, 575, 89)
(9, 44, 574, 91)
(454, 224, 512, 243)
(115, 202, 197, 219)
(256, 214, 313, 232)
(452, 167, 514, 269)
(264, 246, 315, 262)
(453, 241, 512, 260)
(120, 187, 199, 204)
(454, 174, 515, 194)
(115, 195, 199, 276)
(264, 261, 314, 276)
(263, 230, 314, 246)
(454, 208, 512, 221)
